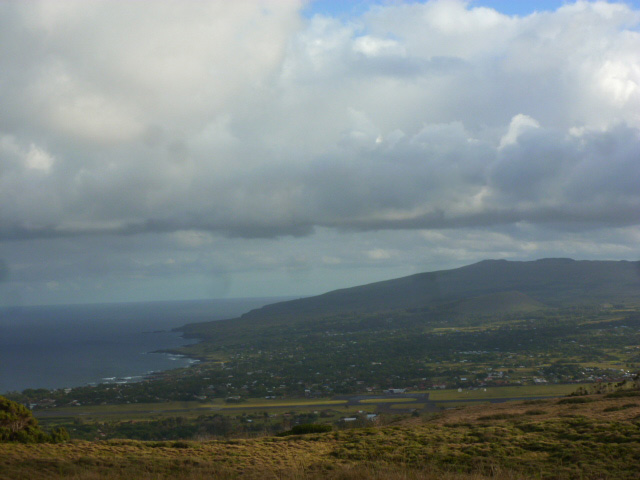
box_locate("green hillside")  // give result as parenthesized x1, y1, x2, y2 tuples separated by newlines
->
(436, 290, 548, 317)
(188, 259, 640, 327)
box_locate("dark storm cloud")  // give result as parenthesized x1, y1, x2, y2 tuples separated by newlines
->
(1, 121, 639, 241)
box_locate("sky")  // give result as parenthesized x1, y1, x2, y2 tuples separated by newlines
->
(1, 0, 639, 306)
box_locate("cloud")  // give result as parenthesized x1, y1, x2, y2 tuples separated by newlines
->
(366, 248, 396, 260)
(1, 0, 640, 303)
(2, 1, 639, 239)
(499, 114, 540, 149)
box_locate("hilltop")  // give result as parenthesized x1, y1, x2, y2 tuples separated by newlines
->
(229, 258, 640, 322)
(179, 259, 640, 338)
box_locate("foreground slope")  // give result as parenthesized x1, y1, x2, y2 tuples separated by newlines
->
(2, 387, 639, 479)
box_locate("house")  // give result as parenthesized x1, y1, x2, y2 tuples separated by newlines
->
(385, 388, 406, 394)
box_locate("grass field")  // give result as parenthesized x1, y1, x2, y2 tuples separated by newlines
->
(359, 398, 417, 404)
(426, 384, 583, 401)
(35, 398, 348, 420)
(389, 403, 425, 410)
(5, 390, 640, 479)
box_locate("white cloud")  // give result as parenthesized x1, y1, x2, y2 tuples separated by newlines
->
(352, 35, 405, 57)
(1, 0, 640, 304)
(25, 144, 55, 172)
(499, 114, 541, 149)
(172, 230, 215, 249)
(366, 248, 395, 260)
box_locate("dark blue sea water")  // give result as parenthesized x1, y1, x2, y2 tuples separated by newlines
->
(0, 298, 279, 394)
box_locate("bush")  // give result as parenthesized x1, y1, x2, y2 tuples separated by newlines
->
(524, 409, 547, 415)
(605, 390, 640, 399)
(557, 397, 595, 405)
(603, 403, 638, 412)
(276, 424, 332, 436)
(477, 413, 519, 421)
(0, 395, 50, 443)
(171, 441, 191, 448)
(50, 426, 71, 443)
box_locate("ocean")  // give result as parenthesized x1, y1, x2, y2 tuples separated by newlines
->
(0, 298, 280, 394)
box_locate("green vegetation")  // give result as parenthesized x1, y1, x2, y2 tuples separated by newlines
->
(389, 403, 425, 410)
(0, 395, 44, 443)
(359, 398, 416, 404)
(428, 384, 581, 401)
(0, 396, 68, 444)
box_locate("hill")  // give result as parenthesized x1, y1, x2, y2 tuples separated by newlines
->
(237, 258, 640, 321)
(436, 290, 547, 316)
(2, 386, 640, 479)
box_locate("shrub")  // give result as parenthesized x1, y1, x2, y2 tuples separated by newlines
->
(557, 397, 595, 405)
(50, 426, 71, 443)
(605, 390, 640, 399)
(477, 413, 518, 421)
(0, 395, 50, 443)
(603, 403, 638, 412)
(171, 441, 191, 448)
(276, 424, 332, 436)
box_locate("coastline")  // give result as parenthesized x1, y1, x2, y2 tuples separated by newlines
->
(1, 298, 280, 395)
(0, 329, 198, 394)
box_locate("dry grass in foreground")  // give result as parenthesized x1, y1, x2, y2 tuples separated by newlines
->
(1, 390, 639, 480)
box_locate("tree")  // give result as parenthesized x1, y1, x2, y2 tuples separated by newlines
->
(0, 395, 46, 442)
(0, 395, 70, 443)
